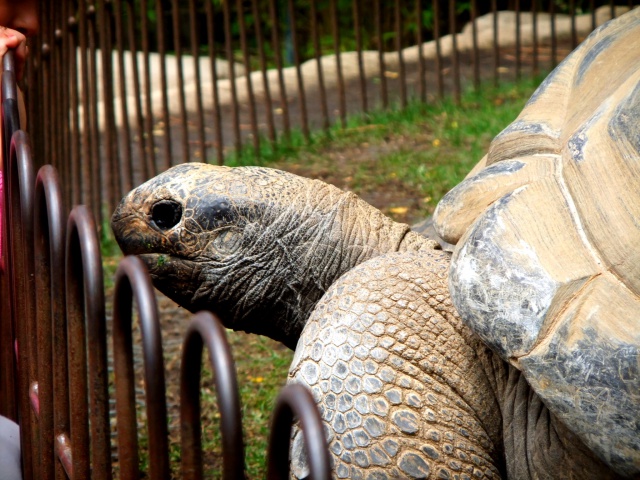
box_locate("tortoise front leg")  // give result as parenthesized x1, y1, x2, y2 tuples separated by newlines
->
(288, 251, 504, 479)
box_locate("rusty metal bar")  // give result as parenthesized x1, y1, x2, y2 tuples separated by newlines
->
(171, 0, 190, 163)
(236, 0, 260, 155)
(330, 0, 346, 127)
(114, 0, 134, 195)
(492, 0, 499, 86)
(515, 0, 521, 80)
(433, 0, 444, 97)
(205, 1, 224, 165)
(154, 0, 173, 171)
(65, 205, 111, 480)
(288, 0, 310, 139)
(77, 0, 92, 210)
(180, 311, 245, 480)
(223, 0, 241, 153)
(67, 14, 81, 208)
(140, 0, 157, 178)
(570, 0, 577, 50)
(34, 165, 66, 480)
(125, 0, 150, 183)
(471, 0, 480, 90)
(188, 0, 207, 162)
(310, 0, 329, 130)
(376, 0, 388, 108)
(550, 0, 557, 68)
(266, 384, 330, 480)
(353, 0, 367, 113)
(532, 0, 538, 76)
(86, 3, 102, 223)
(96, 0, 118, 218)
(112, 255, 170, 479)
(5, 128, 36, 480)
(252, 0, 277, 143)
(448, 0, 460, 103)
(268, 0, 290, 140)
(395, 0, 407, 107)
(416, 0, 426, 102)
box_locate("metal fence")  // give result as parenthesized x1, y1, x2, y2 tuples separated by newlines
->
(25, 0, 639, 230)
(1, 50, 331, 478)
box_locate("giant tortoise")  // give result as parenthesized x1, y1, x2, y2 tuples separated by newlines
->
(111, 9, 640, 479)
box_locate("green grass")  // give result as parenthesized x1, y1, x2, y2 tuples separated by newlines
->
(223, 75, 544, 224)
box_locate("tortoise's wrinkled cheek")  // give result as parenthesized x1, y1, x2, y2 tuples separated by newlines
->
(141, 254, 202, 311)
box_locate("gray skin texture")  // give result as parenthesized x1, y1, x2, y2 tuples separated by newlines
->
(112, 163, 621, 479)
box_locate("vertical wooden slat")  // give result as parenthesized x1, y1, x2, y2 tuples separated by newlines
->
(125, 0, 150, 183)
(188, 0, 207, 162)
(86, 4, 101, 224)
(532, 0, 538, 76)
(416, 0, 427, 102)
(113, 0, 133, 196)
(268, 0, 290, 140)
(309, 0, 329, 131)
(570, 0, 577, 49)
(68, 10, 80, 209)
(154, 0, 172, 171)
(448, 0, 460, 103)
(236, 0, 260, 155)
(223, 0, 241, 152)
(288, 0, 310, 138)
(433, 0, 444, 97)
(550, 0, 557, 68)
(171, 0, 190, 163)
(330, 0, 346, 127)
(77, 0, 91, 209)
(492, 0, 499, 86)
(251, 0, 277, 143)
(515, 0, 521, 80)
(395, 0, 407, 107)
(205, 1, 224, 165)
(376, 0, 388, 107)
(140, 0, 157, 178)
(353, 0, 367, 113)
(471, 0, 480, 90)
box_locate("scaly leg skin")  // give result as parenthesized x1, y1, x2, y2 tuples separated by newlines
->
(288, 251, 504, 479)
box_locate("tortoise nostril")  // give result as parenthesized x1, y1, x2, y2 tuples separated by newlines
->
(152, 200, 183, 230)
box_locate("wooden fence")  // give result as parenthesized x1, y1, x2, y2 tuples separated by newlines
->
(25, 0, 639, 229)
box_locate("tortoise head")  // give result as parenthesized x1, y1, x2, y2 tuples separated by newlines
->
(111, 163, 385, 348)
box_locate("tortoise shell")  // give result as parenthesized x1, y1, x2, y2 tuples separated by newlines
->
(433, 10, 640, 477)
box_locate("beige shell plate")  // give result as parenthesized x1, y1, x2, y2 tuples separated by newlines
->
(434, 10, 640, 477)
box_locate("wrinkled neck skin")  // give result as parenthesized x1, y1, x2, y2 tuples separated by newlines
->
(477, 348, 620, 479)
(148, 179, 436, 350)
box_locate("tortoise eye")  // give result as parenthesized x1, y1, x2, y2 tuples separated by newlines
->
(152, 200, 182, 230)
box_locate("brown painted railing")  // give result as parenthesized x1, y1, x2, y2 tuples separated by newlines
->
(0, 50, 330, 479)
(25, 0, 639, 229)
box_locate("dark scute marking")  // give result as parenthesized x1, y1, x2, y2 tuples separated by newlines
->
(525, 62, 564, 105)
(608, 80, 640, 155)
(520, 324, 640, 477)
(577, 30, 617, 84)
(467, 160, 526, 182)
(195, 196, 237, 231)
(151, 200, 183, 230)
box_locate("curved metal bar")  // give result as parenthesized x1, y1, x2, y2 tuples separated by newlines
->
(33, 165, 66, 480)
(180, 311, 245, 480)
(112, 255, 170, 480)
(267, 384, 331, 480)
(2, 51, 19, 163)
(6, 130, 36, 479)
(65, 205, 111, 480)
(0, 48, 18, 422)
